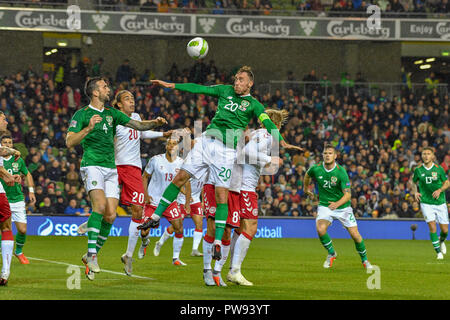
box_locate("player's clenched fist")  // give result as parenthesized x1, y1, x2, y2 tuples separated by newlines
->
(88, 114, 102, 131)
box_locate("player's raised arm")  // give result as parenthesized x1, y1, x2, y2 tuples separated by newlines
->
(0, 146, 21, 160)
(125, 117, 167, 131)
(151, 80, 221, 97)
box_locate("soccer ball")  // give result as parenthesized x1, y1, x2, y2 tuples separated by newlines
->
(186, 37, 209, 60)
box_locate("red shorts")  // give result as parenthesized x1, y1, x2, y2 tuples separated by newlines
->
(202, 184, 240, 228)
(179, 202, 203, 218)
(117, 165, 145, 207)
(240, 191, 259, 220)
(0, 193, 11, 223)
(144, 202, 182, 223)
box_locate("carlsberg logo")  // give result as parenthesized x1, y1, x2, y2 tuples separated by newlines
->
(226, 18, 290, 36)
(15, 11, 67, 29)
(327, 20, 390, 38)
(120, 15, 185, 33)
(436, 22, 450, 39)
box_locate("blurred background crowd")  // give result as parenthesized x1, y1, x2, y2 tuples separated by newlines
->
(9, 0, 450, 15)
(0, 54, 448, 219)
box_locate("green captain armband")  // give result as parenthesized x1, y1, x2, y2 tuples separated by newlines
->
(258, 113, 270, 122)
(259, 113, 284, 142)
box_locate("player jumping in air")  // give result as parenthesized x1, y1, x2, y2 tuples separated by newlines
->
(227, 109, 285, 286)
(142, 138, 186, 266)
(138, 66, 302, 262)
(411, 147, 449, 260)
(0, 111, 23, 285)
(0, 135, 36, 265)
(304, 144, 373, 270)
(66, 77, 167, 281)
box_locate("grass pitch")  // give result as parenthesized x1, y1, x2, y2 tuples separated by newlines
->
(1, 236, 449, 300)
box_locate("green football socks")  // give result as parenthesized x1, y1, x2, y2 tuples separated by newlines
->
(355, 239, 368, 263)
(87, 211, 103, 255)
(430, 232, 441, 253)
(319, 233, 335, 255)
(214, 203, 228, 243)
(154, 183, 181, 217)
(96, 219, 113, 253)
(15, 232, 26, 255)
(439, 231, 448, 243)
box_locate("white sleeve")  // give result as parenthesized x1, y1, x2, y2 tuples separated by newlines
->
(141, 130, 164, 139)
(145, 157, 156, 175)
(0, 157, 3, 167)
(244, 134, 271, 167)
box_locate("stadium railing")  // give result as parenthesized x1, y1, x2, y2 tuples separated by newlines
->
(258, 81, 449, 101)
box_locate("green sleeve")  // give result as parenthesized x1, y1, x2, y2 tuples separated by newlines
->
(19, 158, 28, 175)
(412, 168, 419, 183)
(252, 102, 284, 142)
(439, 166, 448, 182)
(340, 168, 351, 190)
(306, 166, 315, 179)
(68, 110, 85, 133)
(174, 83, 222, 97)
(112, 108, 131, 127)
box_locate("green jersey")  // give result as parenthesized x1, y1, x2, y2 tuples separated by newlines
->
(0, 156, 28, 203)
(413, 163, 447, 205)
(174, 83, 282, 148)
(306, 162, 351, 209)
(68, 105, 131, 168)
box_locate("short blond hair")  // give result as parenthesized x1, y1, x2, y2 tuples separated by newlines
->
(265, 109, 289, 128)
(236, 66, 254, 82)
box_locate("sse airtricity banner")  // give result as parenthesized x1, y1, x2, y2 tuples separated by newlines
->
(18, 216, 432, 240)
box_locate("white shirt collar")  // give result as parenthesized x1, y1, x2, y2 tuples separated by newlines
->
(88, 104, 104, 112)
(323, 162, 336, 172)
(423, 163, 435, 170)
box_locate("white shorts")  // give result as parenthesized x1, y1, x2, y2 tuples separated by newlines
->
(316, 205, 357, 228)
(80, 166, 120, 199)
(10, 201, 26, 224)
(181, 134, 237, 188)
(420, 203, 449, 225)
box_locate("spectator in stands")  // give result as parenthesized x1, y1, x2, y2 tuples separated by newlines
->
(390, 0, 405, 11)
(116, 59, 133, 84)
(435, 0, 450, 12)
(212, 0, 225, 13)
(261, 0, 273, 14)
(397, 201, 415, 218)
(141, 0, 158, 11)
(38, 197, 53, 215)
(91, 58, 104, 77)
(158, 0, 170, 12)
(64, 199, 84, 215)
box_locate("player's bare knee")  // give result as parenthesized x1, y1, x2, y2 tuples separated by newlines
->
(131, 205, 143, 220)
(173, 170, 190, 187)
(245, 220, 258, 238)
(215, 188, 228, 204)
(428, 222, 437, 233)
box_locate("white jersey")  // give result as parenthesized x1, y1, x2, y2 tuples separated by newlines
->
(0, 142, 4, 194)
(177, 174, 207, 205)
(241, 128, 273, 192)
(145, 154, 183, 207)
(229, 163, 243, 193)
(115, 112, 163, 169)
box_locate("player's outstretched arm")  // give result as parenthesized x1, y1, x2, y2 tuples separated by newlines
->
(126, 117, 168, 131)
(151, 80, 221, 97)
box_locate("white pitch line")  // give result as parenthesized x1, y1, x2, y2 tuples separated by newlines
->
(28, 257, 155, 280)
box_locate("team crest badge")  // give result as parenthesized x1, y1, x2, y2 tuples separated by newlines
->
(330, 176, 337, 186)
(252, 208, 258, 216)
(12, 163, 19, 171)
(92, 181, 97, 186)
(239, 100, 250, 111)
(106, 115, 113, 126)
(432, 172, 437, 180)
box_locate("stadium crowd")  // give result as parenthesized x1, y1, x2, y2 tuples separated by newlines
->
(10, 0, 450, 15)
(0, 57, 448, 219)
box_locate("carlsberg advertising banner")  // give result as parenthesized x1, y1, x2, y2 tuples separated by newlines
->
(0, 7, 449, 41)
